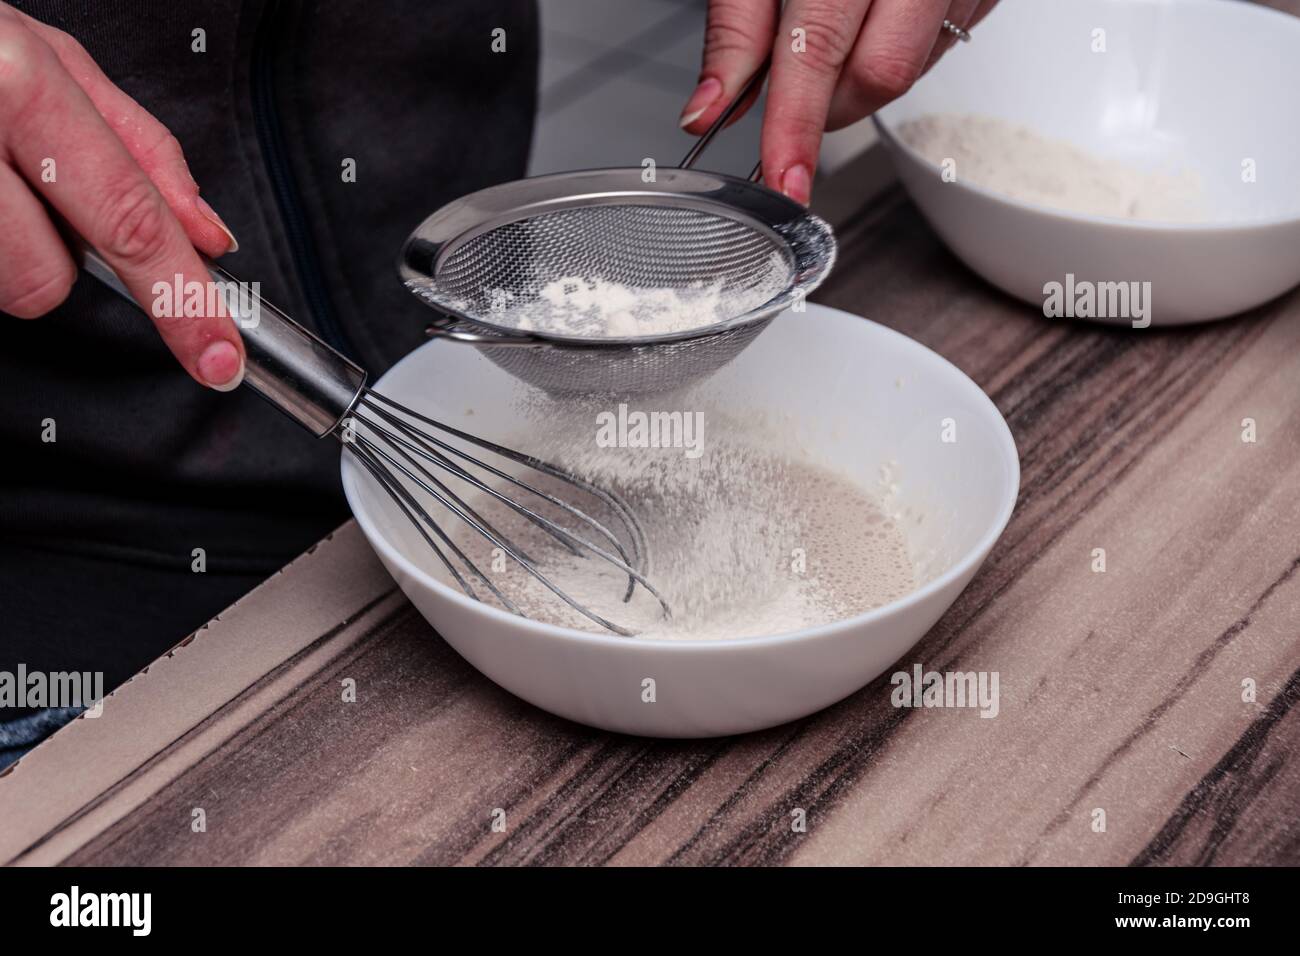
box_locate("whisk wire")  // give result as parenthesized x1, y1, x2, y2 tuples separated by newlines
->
(361, 391, 650, 599)
(356, 406, 626, 573)
(361, 422, 540, 567)
(363, 406, 578, 560)
(354, 432, 649, 636)
(363, 391, 651, 575)
(350, 440, 522, 613)
(355, 423, 669, 613)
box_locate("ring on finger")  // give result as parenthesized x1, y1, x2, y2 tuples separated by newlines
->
(941, 18, 972, 42)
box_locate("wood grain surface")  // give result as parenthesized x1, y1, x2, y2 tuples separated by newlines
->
(4, 2, 1300, 866)
(4, 179, 1295, 866)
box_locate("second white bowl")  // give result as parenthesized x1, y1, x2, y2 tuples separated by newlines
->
(874, 0, 1300, 325)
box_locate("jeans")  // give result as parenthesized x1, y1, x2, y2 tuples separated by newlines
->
(0, 707, 82, 770)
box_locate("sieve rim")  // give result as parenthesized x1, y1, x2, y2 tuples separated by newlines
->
(398, 167, 837, 348)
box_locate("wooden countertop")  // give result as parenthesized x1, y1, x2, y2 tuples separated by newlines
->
(4, 6, 1299, 865)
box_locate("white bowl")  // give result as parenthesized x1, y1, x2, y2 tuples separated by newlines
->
(874, 0, 1300, 325)
(342, 304, 1019, 737)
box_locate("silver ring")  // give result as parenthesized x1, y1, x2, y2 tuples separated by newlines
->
(941, 18, 972, 42)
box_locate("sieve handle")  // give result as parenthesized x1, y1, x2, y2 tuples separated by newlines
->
(76, 245, 367, 438)
(679, 59, 769, 183)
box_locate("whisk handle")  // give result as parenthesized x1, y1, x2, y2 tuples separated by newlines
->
(78, 247, 367, 438)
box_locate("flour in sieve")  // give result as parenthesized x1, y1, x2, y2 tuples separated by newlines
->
(486, 250, 791, 338)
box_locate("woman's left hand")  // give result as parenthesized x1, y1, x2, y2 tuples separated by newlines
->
(681, 0, 999, 204)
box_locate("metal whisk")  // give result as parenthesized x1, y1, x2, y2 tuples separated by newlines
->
(78, 250, 670, 636)
(342, 389, 670, 635)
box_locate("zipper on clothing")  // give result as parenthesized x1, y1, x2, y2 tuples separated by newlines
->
(249, 0, 358, 359)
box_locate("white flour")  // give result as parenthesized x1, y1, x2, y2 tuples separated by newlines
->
(897, 113, 1204, 222)
(487, 251, 790, 338)
(521, 276, 725, 337)
(436, 407, 916, 641)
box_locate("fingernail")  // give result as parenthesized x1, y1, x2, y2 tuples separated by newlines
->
(198, 340, 244, 392)
(196, 195, 239, 253)
(780, 163, 812, 205)
(679, 76, 723, 128)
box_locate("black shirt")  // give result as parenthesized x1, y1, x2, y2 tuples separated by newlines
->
(1, 0, 538, 701)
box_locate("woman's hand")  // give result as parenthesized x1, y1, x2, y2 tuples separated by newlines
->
(0, 2, 244, 389)
(682, 0, 999, 205)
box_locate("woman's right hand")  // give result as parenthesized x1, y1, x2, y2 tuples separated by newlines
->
(0, 2, 245, 390)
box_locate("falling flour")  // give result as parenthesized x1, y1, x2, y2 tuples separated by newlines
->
(435, 409, 917, 641)
(897, 113, 1205, 222)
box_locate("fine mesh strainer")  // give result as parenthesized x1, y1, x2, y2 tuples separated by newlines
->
(399, 70, 837, 396)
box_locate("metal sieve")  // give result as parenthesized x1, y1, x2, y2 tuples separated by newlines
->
(398, 69, 837, 396)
